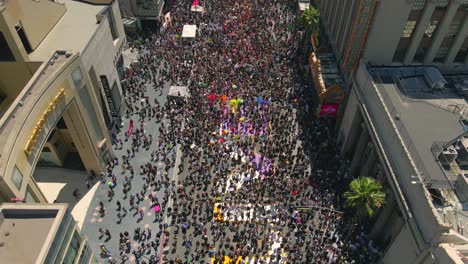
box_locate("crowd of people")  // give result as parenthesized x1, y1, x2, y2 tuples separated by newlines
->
(94, 0, 382, 263)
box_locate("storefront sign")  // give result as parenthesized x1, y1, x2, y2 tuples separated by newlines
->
(319, 104, 339, 117)
(25, 89, 65, 155)
(100, 75, 118, 117)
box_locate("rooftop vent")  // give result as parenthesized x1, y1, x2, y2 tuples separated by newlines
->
(439, 145, 458, 167)
(424, 67, 447, 90)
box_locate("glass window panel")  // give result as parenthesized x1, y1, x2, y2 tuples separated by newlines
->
(437, 0, 449, 7)
(25, 186, 38, 203)
(455, 37, 468, 62)
(54, 220, 76, 264)
(62, 231, 81, 264)
(447, 21, 462, 36)
(72, 67, 83, 89)
(425, 21, 439, 38)
(412, 0, 426, 11)
(44, 213, 71, 263)
(79, 85, 104, 139)
(11, 166, 23, 190)
(110, 82, 122, 113)
(402, 21, 417, 38)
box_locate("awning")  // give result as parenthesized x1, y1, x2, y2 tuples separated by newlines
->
(168, 86, 189, 97)
(182, 25, 197, 38)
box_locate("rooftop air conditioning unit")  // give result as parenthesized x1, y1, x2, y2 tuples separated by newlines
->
(457, 139, 468, 169)
(424, 67, 447, 90)
(439, 145, 458, 166)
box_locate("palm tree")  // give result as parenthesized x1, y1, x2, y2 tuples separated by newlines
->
(296, 6, 320, 65)
(344, 177, 386, 219)
(297, 6, 320, 33)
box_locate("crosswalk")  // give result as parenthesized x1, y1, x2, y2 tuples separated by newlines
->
(210, 227, 287, 263)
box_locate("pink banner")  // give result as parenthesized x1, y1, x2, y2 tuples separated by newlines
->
(192, 0, 199, 6)
(319, 104, 339, 117)
(125, 120, 134, 138)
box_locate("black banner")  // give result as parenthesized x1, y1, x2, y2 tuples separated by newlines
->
(100, 75, 118, 117)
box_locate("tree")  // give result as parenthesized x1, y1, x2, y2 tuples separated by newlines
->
(296, 6, 320, 65)
(297, 6, 320, 33)
(344, 177, 386, 219)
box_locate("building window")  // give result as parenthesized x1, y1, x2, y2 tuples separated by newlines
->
(412, 0, 426, 11)
(62, 231, 82, 264)
(455, 37, 468, 62)
(71, 67, 83, 89)
(425, 21, 439, 38)
(25, 186, 38, 203)
(402, 21, 417, 38)
(110, 82, 122, 112)
(447, 21, 462, 36)
(15, 22, 32, 54)
(79, 85, 104, 139)
(437, 0, 450, 7)
(11, 166, 23, 190)
(0, 31, 15, 61)
(0, 90, 6, 106)
(42, 146, 51, 152)
(435, 36, 456, 62)
(103, 7, 118, 40)
(434, 46, 450, 62)
(393, 37, 411, 62)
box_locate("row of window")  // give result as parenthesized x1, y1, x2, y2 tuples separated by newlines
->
(395, 1, 466, 63)
(412, 0, 451, 11)
(402, 17, 460, 39)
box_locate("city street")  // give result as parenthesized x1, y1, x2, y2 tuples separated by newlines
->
(80, 0, 377, 263)
(81, 62, 176, 263)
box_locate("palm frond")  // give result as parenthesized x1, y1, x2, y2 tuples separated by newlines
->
(344, 177, 386, 219)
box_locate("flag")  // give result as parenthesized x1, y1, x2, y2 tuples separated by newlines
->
(192, 0, 199, 6)
(125, 121, 134, 138)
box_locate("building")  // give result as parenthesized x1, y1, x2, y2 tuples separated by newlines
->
(313, 0, 468, 262)
(314, 0, 468, 75)
(0, 203, 97, 264)
(338, 61, 468, 262)
(0, 0, 126, 203)
(119, 0, 165, 28)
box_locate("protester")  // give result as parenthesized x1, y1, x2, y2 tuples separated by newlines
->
(94, 0, 380, 263)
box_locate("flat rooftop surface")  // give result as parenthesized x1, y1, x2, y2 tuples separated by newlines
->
(0, 215, 55, 263)
(371, 68, 466, 188)
(28, 0, 105, 61)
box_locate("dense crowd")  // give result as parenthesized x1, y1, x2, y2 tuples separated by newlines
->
(97, 0, 381, 263)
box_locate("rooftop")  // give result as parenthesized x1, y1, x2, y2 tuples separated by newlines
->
(369, 66, 468, 189)
(0, 203, 67, 264)
(28, 0, 106, 61)
(369, 66, 468, 243)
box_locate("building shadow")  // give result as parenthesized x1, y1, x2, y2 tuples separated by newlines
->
(33, 167, 93, 210)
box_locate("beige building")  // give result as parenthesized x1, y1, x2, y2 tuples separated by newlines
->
(0, 0, 126, 203)
(315, 0, 468, 75)
(119, 0, 165, 21)
(0, 203, 97, 264)
(338, 62, 468, 263)
(315, 0, 468, 262)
